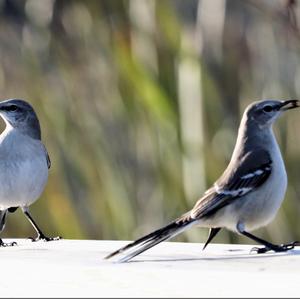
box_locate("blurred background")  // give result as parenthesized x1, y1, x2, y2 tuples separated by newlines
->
(0, 0, 300, 247)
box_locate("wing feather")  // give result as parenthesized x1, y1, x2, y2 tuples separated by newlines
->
(191, 149, 272, 219)
(42, 144, 51, 169)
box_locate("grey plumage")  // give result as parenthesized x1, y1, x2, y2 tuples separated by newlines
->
(0, 99, 42, 140)
(105, 99, 300, 262)
(0, 98, 60, 245)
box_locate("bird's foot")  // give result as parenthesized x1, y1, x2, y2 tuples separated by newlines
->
(250, 241, 300, 254)
(0, 240, 17, 247)
(29, 235, 62, 242)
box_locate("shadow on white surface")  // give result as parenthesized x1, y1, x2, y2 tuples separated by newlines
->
(115, 249, 300, 262)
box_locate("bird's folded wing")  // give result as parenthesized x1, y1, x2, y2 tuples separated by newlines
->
(42, 144, 51, 169)
(190, 149, 272, 219)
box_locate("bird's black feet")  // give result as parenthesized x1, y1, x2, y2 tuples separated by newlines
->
(0, 239, 17, 247)
(251, 241, 300, 254)
(29, 235, 62, 242)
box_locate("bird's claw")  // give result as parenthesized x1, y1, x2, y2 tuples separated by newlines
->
(0, 241, 17, 247)
(280, 241, 299, 251)
(250, 246, 268, 254)
(250, 241, 300, 254)
(29, 235, 62, 242)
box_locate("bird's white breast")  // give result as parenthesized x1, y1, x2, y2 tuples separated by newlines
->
(227, 132, 287, 232)
(252, 135, 288, 226)
(0, 128, 48, 209)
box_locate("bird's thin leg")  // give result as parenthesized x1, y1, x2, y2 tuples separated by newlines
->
(0, 210, 17, 247)
(22, 208, 61, 242)
(241, 230, 299, 254)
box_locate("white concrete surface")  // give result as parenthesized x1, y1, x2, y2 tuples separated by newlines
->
(0, 239, 299, 297)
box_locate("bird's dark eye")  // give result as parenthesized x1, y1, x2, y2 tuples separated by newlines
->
(6, 105, 18, 112)
(263, 105, 273, 113)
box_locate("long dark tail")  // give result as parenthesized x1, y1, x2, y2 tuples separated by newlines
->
(105, 215, 195, 262)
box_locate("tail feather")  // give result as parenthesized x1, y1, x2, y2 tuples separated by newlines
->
(105, 216, 194, 262)
(118, 233, 173, 263)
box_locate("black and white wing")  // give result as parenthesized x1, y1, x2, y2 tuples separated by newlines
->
(191, 149, 272, 219)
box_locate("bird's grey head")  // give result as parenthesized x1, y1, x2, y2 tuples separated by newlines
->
(244, 99, 299, 129)
(0, 99, 41, 140)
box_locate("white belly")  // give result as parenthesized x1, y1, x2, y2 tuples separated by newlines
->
(0, 157, 48, 209)
(240, 149, 287, 231)
(219, 169, 287, 232)
(0, 129, 49, 210)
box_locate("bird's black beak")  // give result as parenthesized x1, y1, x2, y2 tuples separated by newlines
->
(278, 100, 300, 111)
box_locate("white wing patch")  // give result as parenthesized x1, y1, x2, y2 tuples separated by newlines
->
(241, 169, 263, 179)
(214, 183, 252, 197)
(213, 165, 271, 197)
(241, 167, 270, 179)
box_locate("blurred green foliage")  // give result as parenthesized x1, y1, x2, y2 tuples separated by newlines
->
(0, 0, 300, 247)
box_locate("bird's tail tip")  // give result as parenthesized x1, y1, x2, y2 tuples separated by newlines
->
(104, 217, 194, 262)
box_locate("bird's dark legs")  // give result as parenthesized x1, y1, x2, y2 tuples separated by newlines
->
(0, 210, 16, 246)
(203, 228, 222, 250)
(22, 209, 61, 242)
(241, 230, 299, 254)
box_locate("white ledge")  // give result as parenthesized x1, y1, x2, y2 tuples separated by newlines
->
(0, 239, 299, 297)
